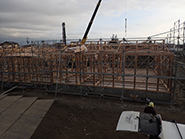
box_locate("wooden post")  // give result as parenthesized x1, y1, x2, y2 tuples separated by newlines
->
(41, 57, 44, 83)
(82, 54, 85, 82)
(60, 56, 62, 84)
(27, 57, 31, 82)
(18, 57, 21, 82)
(117, 54, 120, 80)
(164, 55, 167, 83)
(50, 59, 53, 84)
(31, 57, 34, 83)
(93, 54, 96, 86)
(157, 55, 160, 91)
(155, 55, 157, 72)
(71, 55, 74, 72)
(98, 53, 100, 84)
(24, 57, 27, 83)
(90, 54, 92, 73)
(104, 54, 107, 73)
(11, 57, 15, 82)
(85, 54, 88, 78)
(7, 58, 11, 81)
(75, 54, 78, 84)
(112, 53, 115, 87)
(134, 54, 137, 89)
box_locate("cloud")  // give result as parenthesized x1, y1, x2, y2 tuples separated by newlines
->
(0, 0, 103, 43)
(0, 0, 185, 44)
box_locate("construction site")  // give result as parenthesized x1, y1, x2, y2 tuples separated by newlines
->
(0, 0, 185, 138)
(1, 33, 185, 103)
(0, 0, 184, 105)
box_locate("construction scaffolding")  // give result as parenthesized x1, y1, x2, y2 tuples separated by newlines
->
(0, 38, 185, 103)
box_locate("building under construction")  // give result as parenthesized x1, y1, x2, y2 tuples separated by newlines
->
(0, 0, 185, 104)
(1, 38, 185, 104)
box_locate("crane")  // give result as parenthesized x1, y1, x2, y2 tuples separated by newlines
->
(80, 0, 102, 45)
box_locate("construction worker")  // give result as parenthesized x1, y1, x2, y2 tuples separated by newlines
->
(144, 102, 159, 139)
(144, 102, 156, 115)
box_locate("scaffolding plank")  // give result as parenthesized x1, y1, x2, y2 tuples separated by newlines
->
(0, 97, 37, 136)
(0, 94, 7, 100)
(1, 99, 54, 139)
(0, 95, 22, 113)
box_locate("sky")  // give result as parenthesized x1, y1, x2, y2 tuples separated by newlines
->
(0, 0, 185, 45)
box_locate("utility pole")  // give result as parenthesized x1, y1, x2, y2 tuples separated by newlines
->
(62, 22, 67, 46)
(26, 37, 29, 45)
(183, 22, 185, 48)
(125, 18, 127, 37)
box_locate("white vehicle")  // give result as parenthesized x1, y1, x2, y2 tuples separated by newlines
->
(116, 111, 185, 139)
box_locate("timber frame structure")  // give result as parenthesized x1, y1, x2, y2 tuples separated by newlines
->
(0, 38, 184, 103)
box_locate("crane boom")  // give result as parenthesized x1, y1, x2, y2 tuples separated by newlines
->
(81, 0, 102, 45)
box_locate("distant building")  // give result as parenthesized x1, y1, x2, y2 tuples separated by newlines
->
(0, 41, 19, 49)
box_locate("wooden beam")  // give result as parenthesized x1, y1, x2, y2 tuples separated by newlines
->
(77, 75, 93, 85)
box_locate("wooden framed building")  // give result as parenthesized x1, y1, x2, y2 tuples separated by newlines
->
(0, 39, 175, 102)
